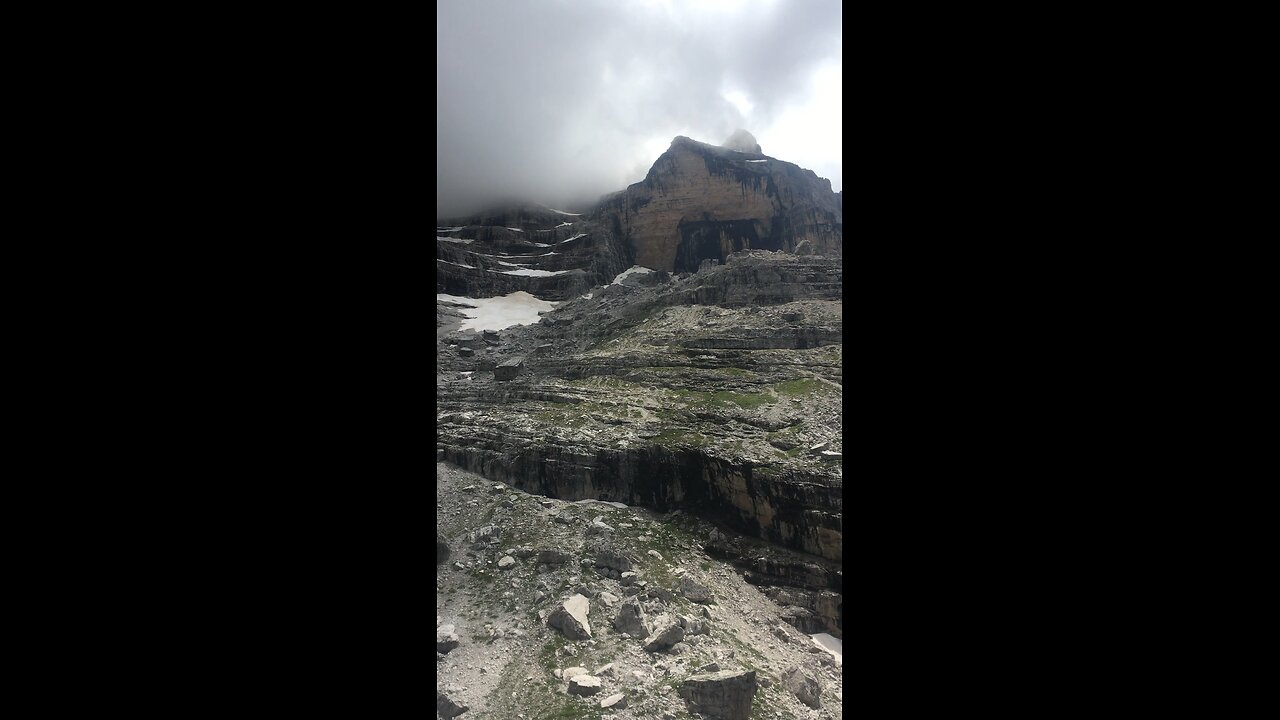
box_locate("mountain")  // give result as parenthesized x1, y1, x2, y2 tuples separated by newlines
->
(436, 134, 842, 718)
(436, 133, 841, 297)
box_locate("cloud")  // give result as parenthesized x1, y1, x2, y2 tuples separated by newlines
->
(436, 0, 842, 218)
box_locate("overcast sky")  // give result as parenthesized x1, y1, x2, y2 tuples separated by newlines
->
(437, 0, 842, 218)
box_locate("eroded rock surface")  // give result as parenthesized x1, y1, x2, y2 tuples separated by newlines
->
(677, 669, 758, 720)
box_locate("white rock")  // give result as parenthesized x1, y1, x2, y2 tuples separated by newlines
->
(547, 594, 593, 640)
(568, 675, 602, 696)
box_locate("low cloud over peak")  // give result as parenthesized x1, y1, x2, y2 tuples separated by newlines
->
(437, 0, 841, 218)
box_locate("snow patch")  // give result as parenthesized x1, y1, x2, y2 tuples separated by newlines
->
(437, 226, 465, 232)
(612, 265, 654, 284)
(746, 159, 768, 163)
(501, 268, 570, 277)
(525, 242, 552, 248)
(495, 260, 530, 267)
(556, 221, 573, 228)
(438, 259, 476, 269)
(810, 633, 842, 665)
(437, 236, 474, 244)
(547, 208, 581, 216)
(558, 233, 587, 244)
(581, 292, 593, 299)
(506, 227, 524, 232)
(436, 291, 560, 332)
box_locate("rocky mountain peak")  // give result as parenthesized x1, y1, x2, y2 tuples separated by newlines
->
(721, 128, 762, 154)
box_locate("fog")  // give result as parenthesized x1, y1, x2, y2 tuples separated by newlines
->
(437, 0, 842, 219)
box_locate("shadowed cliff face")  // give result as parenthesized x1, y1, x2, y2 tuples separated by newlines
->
(440, 442, 842, 564)
(436, 205, 633, 301)
(589, 137, 841, 273)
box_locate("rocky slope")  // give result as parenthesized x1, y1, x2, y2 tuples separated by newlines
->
(436, 461, 842, 719)
(437, 133, 843, 717)
(437, 204, 633, 301)
(438, 250, 843, 640)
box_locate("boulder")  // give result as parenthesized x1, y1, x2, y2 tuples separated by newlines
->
(677, 670, 757, 720)
(567, 675, 602, 696)
(563, 666, 588, 680)
(598, 592, 619, 608)
(494, 357, 525, 381)
(537, 550, 570, 565)
(642, 615, 685, 652)
(782, 666, 822, 708)
(436, 624, 460, 654)
(498, 556, 516, 570)
(468, 525, 501, 548)
(596, 548, 633, 572)
(678, 576, 714, 604)
(436, 690, 469, 718)
(601, 693, 628, 709)
(547, 594, 592, 640)
(613, 596, 652, 639)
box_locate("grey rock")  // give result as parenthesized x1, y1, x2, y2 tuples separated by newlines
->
(642, 616, 685, 652)
(537, 550, 570, 565)
(567, 675, 602, 696)
(600, 692, 627, 709)
(437, 532, 450, 565)
(437, 690, 470, 718)
(677, 670, 757, 720)
(547, 594, 592, 640)
(678, 576, 714, 604)
(596, 548, 633, 573)
(498, 556, 515, 570)
(782, 666, 822, 708)
(613, 596, 652, 639)
(436, 624, 460, 654)
(494, 357, 525, 381)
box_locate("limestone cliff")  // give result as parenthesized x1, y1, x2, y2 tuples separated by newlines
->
(590, 136, 841, 273)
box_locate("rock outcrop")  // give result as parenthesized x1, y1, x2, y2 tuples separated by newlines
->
(592, 136, 840, 273)
(677, 669, 758, 720)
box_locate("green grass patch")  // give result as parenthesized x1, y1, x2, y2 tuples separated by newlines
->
(774, 378, 831, 396)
